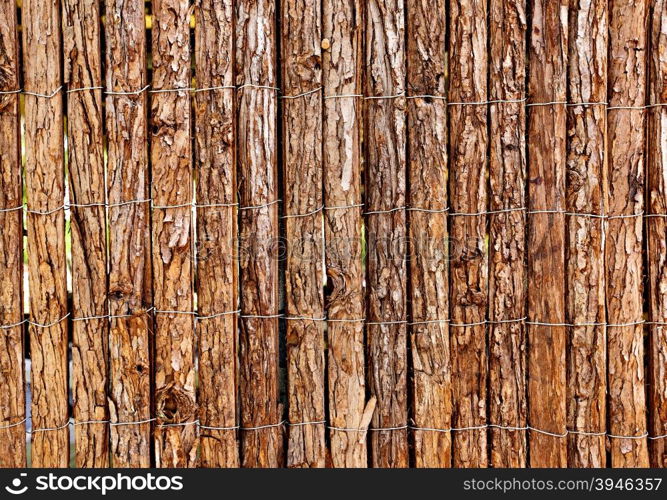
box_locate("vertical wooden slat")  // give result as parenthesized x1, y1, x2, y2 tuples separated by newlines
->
(365, 0, 408, 468)
(0, 0, 26, 468)
(526, 0, 568, 468)
(323, 0, 373, 468)
(566, 0, 607, 468)
(236, 0, 283, 468)
(488, 0, 527, 468)
(151, 0, 197, 467)
(105, 0, 152, 467)
(449, 0, 489, 468)
(281, 0, 326, 468)
(649, 0, 667, 468)
(406, 0, 451, 468)
(23, 0, 69, 468)
(62, 0, 108, 468)
(606, 0, 649, 468)
(194, 0, 239, 469)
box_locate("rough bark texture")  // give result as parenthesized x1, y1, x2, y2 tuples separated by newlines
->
(565, 0, 607, 468)
(62, 0, 109, 468)
(23, 0, 69, 468)
(322, 0, 372, 468)
(448, 0, 489, 468)
(236, 0, 283, 468)
(194, 0, 240, 469)
(281, 0, 326, 468)
(0, 0, 26, 468)
(105, 0, 152, 468)
(406, 0, 451, 468)
(606, 0, 649, 468)
(649, 0, 667, 468)
(151, 0, 197, 468)
(488, 0, 527, 468)
(527, 0, 568, 468)
(365, 0, 409, 468)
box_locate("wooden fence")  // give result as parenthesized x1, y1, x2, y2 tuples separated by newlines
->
(1, 0, 667, 468)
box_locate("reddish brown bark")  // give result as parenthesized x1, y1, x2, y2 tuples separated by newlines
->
(0, 0, 26, 468)
(365, 0, 409, 468)
(63, 0, 108, 468)
(566, 0, 607, 468)
(527, 0, 568, 468)
(322, 0, 372, 468)
(236, 0, 283, 468)
(649, 0, 667, 469)
(449, 0, 489, 468)
(606, 0, 649, 468)
(488, 0, 527, 468)
(151, 0, 197, 467)
(194, 0, 240, 468)
(406, 0, 451, 468)
(23, 0, 69, 468)
(281, 0, 326, 468)
(105, 0, 152, 467)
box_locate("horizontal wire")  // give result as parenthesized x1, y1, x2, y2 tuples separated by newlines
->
(281, 87, 322, 99)
(105, 85, 151, 96)
(8, 84, 667, 111)
(193, 85, 236, 93)
(241, 313, 283, 319)
(281, 205, 324, 219)
(22, 86, 63, 98)
(284, 315, 327, 322)
(238, 199, 281, 211)
(9, 199, 663, 221)
(364, 206, 407, 215)
(197, 309, 242, 321)
(3, 415, 663, 440)
(324, 203, 364, 210)
(67, 85, 103, 93)
(326, 317, 366, 323)
(149, 87, 195, 94)
(3, 313, 663, 330)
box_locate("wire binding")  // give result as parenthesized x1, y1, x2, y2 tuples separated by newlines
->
(239, 199, 281, 211)
(5, 415, 664, 440)
(67, 86, 104, 94)
(281, 87, 322, 99)
(281, 205, 324, 219)
(23, 86, 63, 99)
(105, 85, 151, 96)
(149, 87, 195, 94)
(364, 206, 407, 215)
(194, 85, 236, 93)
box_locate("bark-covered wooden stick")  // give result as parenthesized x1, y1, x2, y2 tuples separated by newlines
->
(105, 0, 152, 467)
(527, 0, 568, 468)
(365, 0, 409, 468)
(566, 0, 607, 468)
(323, 0, 373, 468)
(0, 0, 26, 468)
(488, 0, 527, 468)
(449, 0, 489, 468)
(151, 0, 197, 467)
(607, 0, 649, 468)
(406, 0, 451, 468)
(63, 0, 109, 468)
(281, 0, 326, 468)
(236, 0, 283, 468)
(649, 0, 667, 469)
(23, 0, 69, 468)
(195, 0, 240, 469)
